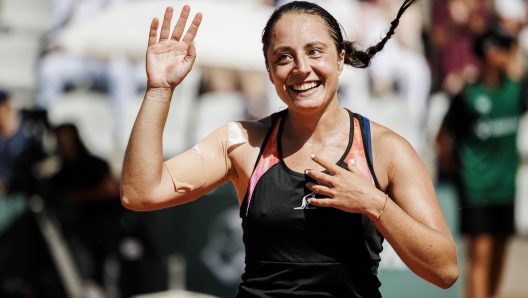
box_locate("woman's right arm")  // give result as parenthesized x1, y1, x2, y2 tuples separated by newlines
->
(121, 6, 215, 211)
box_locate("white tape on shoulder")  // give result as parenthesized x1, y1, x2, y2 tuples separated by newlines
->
(227, 122, 247, 148)
(192, 144, 201, 156)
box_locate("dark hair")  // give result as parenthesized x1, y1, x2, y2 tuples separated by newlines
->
(0, 89, 10, 105)
(262, 0, 420, 69)
(473, 29, 515, 59)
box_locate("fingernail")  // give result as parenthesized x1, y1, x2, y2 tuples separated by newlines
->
(307, 198, 311, 204)
(350, 159, 355, 164)
(193, 41, 196, 49)
(305, 169, 309, 175)
(311, 154, 315, 159)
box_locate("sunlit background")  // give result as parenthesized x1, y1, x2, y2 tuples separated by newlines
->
(1, 0, 528, 297)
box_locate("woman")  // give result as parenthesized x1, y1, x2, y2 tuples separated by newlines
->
(121, 1, 458, 296)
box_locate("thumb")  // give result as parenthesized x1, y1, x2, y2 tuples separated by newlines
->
(347, 158, 357, 172)
(186, 41, 197, 62)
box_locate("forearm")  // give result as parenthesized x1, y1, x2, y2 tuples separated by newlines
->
(368, 193, 458, 288)
(121, 87, 173, 208)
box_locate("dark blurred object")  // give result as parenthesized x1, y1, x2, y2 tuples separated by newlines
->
(6, 108, 50, 197)
(0, 91, 44, 196)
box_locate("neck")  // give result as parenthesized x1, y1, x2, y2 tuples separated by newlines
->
(481, 64, 503, 88)
(284, 100, 347, 143)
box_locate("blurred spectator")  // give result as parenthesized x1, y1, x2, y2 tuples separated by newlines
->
(431, 0, 490, 94)
(493, 0, 527, 80)
(0, 90, 32, 195)
(44, 123, 121, 288)
(36, 0, 145, 145)
(437, 29, 527, 298)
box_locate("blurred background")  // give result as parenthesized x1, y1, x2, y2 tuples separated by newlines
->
(1, 0, 528, 297)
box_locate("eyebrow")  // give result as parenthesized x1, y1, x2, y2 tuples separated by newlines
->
(271, 41, 329, 56)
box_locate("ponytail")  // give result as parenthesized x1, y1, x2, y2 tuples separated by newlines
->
(342, 0, 420, 68)
(262, 0, 420, 70)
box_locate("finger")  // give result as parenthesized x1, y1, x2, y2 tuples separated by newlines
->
(307, 198, 336, 208)
(306, 182, 333, 197)
(310, 154, 341, 175)
(171, 5, 190, 41)
(148, 17, 159, 47)
(182, 12, 203, 45)
(159, 7, 174, 41)
(185, 41, 197, 63)
(347, 158, 359, 173)
(305, 169, 334, 187)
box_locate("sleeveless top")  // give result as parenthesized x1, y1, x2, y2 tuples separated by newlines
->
(237, 109, 384, 298)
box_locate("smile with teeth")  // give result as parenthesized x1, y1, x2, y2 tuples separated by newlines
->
(290, 81, 321, 92)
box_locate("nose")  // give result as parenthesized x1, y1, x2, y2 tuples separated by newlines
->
(293, 55, 311, 76)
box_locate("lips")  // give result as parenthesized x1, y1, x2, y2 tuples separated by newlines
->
(289, 81, 321, 92)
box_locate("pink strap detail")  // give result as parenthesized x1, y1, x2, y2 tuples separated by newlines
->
(344, 118, 375, 185)
(246, 116, 281, 215)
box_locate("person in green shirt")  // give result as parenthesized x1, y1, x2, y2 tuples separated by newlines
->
(437, 28, 527, 298)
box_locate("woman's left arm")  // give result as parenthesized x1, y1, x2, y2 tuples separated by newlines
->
(306, 127, 458, 289)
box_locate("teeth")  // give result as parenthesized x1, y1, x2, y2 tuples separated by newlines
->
(292, 82, 318, 91)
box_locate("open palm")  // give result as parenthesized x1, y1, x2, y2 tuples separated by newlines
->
(146, 6, 202, 89)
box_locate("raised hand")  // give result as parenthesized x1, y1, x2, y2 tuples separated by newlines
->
(146, 6, 202, 90)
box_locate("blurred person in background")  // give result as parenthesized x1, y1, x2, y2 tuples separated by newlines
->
(0, 90, 33, 195)
(437, 29, 527, 298)
(431, 0, 490, 95)
(43, 123, 122, 292)
(36, 0, 146, 147)
(493, 0, 527, 81)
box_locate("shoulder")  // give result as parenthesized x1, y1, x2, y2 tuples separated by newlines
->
(229, 113, 278, 153)
(368, 120, 422, 190)
(369, 120, 414, 160)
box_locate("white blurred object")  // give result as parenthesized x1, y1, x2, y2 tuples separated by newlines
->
(120, 67, 201, 156)
(167, 254, 186, 290)
(494, 0, 526, 23)
(192, 92, 245, 144)
(55, 1, 274, 72)
(359, 93, 424, 156)
(0, 0, 53, 34)
(515, 164, 528, 235)
(427, 92, 450, 143)
(47, 90, 115, 160)
(0, 33, 41, 90)
(497, 236, 528, 296)
(518, 113, 528, 160)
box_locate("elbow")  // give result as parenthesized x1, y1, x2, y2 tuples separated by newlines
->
(120, 185, 151, 211)
(436, 262, 459, 289)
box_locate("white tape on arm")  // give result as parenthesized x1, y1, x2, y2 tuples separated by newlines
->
(227, 122, 247, 148)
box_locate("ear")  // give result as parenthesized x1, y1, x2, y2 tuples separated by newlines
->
(338, 49, 345, 75)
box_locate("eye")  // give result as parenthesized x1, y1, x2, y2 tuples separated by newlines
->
(277, 54, 291, 61)
(309, 48, 321, 55)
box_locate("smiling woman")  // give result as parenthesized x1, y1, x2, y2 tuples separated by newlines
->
(120, 1, 458, 297)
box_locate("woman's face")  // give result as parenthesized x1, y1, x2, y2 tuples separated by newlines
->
(266, 13, 344, 113)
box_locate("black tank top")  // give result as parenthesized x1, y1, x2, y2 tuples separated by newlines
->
(238, 109, 384, 297)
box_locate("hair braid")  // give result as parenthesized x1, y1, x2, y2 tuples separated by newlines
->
(343, 0, 420, 68)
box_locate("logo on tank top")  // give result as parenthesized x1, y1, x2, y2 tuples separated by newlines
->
(294, 192, 317, 209)
(475, 95, 492, 115)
